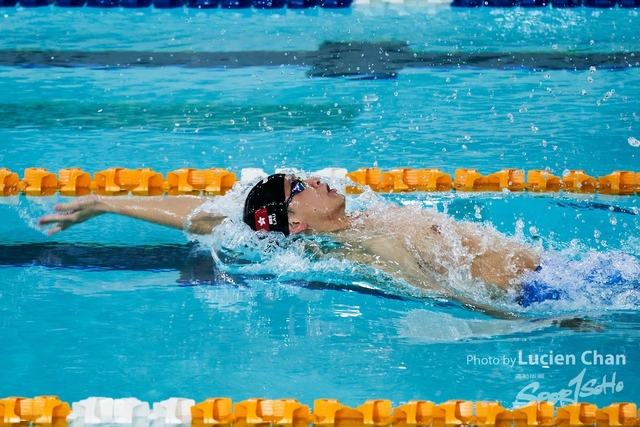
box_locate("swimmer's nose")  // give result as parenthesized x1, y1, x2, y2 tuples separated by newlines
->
(305, 177, 322, 188)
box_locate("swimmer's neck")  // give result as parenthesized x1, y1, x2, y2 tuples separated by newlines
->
(301, 209, 359, 235)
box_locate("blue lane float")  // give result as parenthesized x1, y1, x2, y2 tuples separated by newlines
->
(257, 0, 284, 6)
(186, 0, 218, 7)
(86, 0, 118, 6)
(319, 0, 351, 7)
(451, 0, 482, 7)
(20, 0, 49, 7)
(286, 0, 317, 7)
(583, 0, 616, 6)
(220, 0, 251, 8)
(520, 0, 548, 6)
(550, 0, 581, 6)
(253, 0, 285, 7)
(121, 0, 152, 7)
(55, 0, 86, 6)
(483, 0, 517, 6)
(152, 0, 182, 7)
(18, 0, 49, 6)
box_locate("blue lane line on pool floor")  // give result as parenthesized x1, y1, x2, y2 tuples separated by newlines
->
(0, 43, 638, 78)
(0, 242, 416, 300)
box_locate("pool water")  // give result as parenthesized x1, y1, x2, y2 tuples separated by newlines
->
(1, 5, 640, 409)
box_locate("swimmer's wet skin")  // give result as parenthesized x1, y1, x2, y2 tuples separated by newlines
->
(39, 174, 545, 313)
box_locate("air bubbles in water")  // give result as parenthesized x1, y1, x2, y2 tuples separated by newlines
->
(628, 136, 640, 147)
(603, 90, 615, 101)
(474, 205, 483, 219)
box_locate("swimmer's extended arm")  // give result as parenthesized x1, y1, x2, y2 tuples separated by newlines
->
(38, 195, 225, 235)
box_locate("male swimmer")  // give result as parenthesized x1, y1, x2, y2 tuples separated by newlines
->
(39, 174, 544, 309)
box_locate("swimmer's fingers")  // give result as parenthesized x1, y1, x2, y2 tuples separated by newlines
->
(52, 197, 93, 213)
(38, 212, 82, 235)
(38, 196, 106, 235)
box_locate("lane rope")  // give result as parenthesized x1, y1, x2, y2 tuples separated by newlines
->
(1, 166, 638, 197)
(1, 396, 637, 426)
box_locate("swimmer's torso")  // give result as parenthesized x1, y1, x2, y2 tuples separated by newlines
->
(330, 205, 540, 296)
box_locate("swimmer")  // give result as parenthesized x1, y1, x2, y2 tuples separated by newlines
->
(39, 174, 541, 309)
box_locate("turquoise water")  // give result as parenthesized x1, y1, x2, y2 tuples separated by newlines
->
(1, 5, 640, 409)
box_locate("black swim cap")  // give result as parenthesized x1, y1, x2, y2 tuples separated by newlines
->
(243, 174, 290, 236)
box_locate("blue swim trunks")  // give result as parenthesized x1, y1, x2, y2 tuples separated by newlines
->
(518, 265, 565, 306)
(516, 255, 637, 307)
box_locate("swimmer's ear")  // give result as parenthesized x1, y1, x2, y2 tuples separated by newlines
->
(289, 220, 308, 235)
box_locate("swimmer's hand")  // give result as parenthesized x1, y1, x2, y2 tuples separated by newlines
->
(552, 317, 607, 333)
(38, 196, 107, 235)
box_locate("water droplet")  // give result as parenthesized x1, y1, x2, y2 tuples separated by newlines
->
(628, 136, 640, 147)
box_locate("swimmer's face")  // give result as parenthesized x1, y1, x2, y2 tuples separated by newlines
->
(284, 175, 345, 233)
